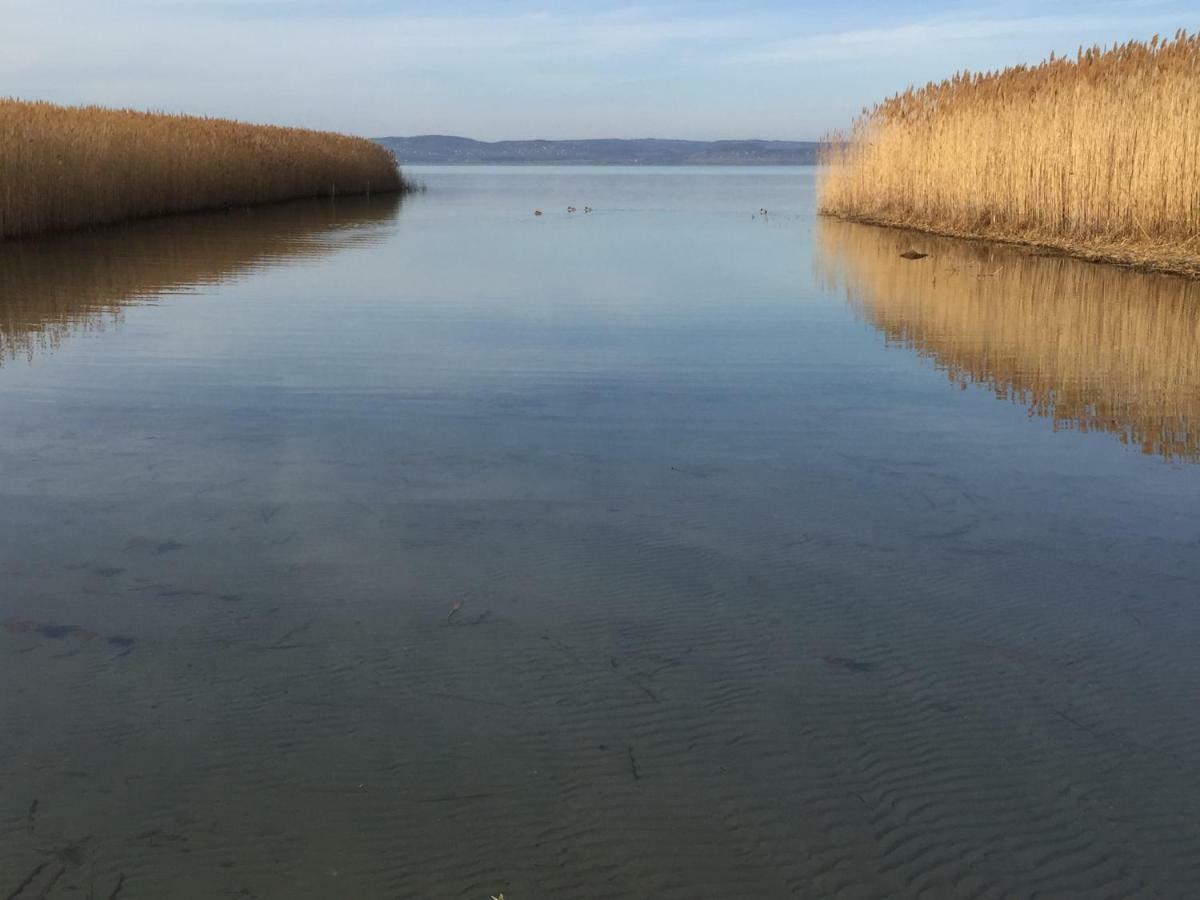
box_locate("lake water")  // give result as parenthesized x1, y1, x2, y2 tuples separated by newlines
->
(2, 166, 1199, 899)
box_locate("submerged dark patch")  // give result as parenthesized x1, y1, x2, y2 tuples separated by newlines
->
(823, 655, 876, 672)
(3, 620, 97, 641)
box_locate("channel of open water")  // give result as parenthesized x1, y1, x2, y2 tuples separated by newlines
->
(1, 167, 1198, 898)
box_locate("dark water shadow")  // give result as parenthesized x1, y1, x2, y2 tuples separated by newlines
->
(0, 195, 403, 364)
(816, 218, 1200, 464)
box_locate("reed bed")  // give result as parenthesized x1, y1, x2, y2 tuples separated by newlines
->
(0, 99, 409, 239)
(818, 31, 1200, 275)
(816, 218, 1200, 462)
(0, 196, 400, 362)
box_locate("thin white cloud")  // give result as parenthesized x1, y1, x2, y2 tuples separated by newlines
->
(1, 1, 1192, 138)
(730, 13, 1179, 65)
(4, 5, 748, 70)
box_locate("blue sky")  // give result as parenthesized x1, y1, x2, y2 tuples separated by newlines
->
(2, 1, 1194, 139)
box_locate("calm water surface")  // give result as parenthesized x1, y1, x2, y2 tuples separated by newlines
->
(2, 167, 1199, 899)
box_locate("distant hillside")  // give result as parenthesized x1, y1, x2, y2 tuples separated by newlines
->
(376, 135, 820, 166)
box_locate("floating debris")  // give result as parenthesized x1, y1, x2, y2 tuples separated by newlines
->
(899, 250, 929, 260)
(533, 209, 543, 216)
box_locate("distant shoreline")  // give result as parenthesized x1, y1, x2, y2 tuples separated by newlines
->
(391, 161, 820, 167)
(376, 135, 821, 166)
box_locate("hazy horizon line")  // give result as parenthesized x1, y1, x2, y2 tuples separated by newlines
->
(374, 134, 823, 143)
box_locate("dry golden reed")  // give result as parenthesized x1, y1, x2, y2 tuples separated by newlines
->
(1, 99, 408, 239)
(816, 218, 1200, 462)
(818, 31, 1200, 275)
(0, 196, 400, 362)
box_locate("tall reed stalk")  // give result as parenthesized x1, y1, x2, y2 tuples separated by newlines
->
(0, 99, 409, 239)
(818, 31, 1200, 275)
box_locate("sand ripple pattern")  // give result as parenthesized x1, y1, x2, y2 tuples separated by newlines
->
(3, 492, 1199, 899)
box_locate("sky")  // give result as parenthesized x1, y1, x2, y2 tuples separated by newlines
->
(1, 0, 1194, 140)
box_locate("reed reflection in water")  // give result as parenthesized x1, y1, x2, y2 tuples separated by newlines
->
(0, 195, 402, 364)
(817, 218, 1200, 463)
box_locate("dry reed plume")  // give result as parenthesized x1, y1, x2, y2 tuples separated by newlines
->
(818, 31, 1200, 275)
(0, 99, 409, 239)
(0, 196, 400, 363)
(817, 219, 1200, 462)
